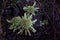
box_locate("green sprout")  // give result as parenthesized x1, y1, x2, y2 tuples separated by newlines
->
(7, 13, 37, 36)
(40, 20, 48, 26)
(23, 2, 39, 15)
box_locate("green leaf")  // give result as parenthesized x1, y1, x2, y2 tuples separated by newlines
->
(27, 29, 31, 36)
(30, 27, 36, 32)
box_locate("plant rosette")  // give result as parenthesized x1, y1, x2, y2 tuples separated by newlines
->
(23, 1, 39, 15)
(7, 13, 37, 36)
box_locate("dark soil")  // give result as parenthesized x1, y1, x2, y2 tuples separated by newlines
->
(0, 0, 60, 40)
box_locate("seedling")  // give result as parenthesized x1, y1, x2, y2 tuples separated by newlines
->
(40, 20, 48, 26)
(7, 13, 37, 36)
(23, 2, 39, 15)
